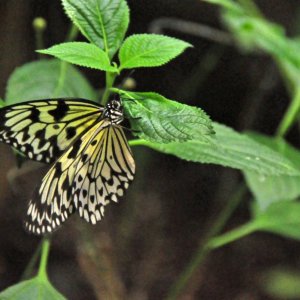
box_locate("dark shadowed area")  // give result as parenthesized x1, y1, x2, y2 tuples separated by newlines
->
(0, 1, 300, 299)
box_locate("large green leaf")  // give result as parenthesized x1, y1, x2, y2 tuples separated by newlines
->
(38, 42, 118, 72)
(5, 59, 97, 104)
(244, 132, 300, 210)
(62, 0, 129, 58)
(0, 277, 66, 300)
(119, 34, 192, 70)
(131, 122, 300, 176)
(118, 90, 214, 143)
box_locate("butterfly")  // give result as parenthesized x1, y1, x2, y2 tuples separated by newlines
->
(0, 97, 135, 235)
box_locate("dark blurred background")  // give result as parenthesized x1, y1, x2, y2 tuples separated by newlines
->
(1, 1, 300, 299)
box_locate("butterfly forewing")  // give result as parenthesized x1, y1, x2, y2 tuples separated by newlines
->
(0, 99, 102, 163)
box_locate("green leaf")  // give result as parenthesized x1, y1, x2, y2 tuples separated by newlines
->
(5, 59, 97, 104)
(119, 34, 192, 70)
(117, 90, 214, 143)
(38, 42, 118, 72)
(0, 99, 5, 107)
(214, 1, 300, 72)
(253, 201, 300, 240)
(132, 122, 300, 176)
(244, 132, 300, 210)
(0, 277, 66, 300)
(260, 268, 300, 299)
(224, 11, 298, 63)
(61, 0, 129, 58)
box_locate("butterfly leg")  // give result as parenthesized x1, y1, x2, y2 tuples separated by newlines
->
(130, 116, 142, 120)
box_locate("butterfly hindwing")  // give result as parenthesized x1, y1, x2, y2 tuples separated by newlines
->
(73, 124, 135, 224)
(24, 132, 86, 234)
(0, 99, 102, 163)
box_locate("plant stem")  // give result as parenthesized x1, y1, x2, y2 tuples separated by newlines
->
(206, 221, 258, 249)
(65, 24, 79, 42)
(128, 139, 145, 147)
(52, 62, 67, 98)
(37, 238, 51, 280)
(276, 87, 300, 138)
(206, 185, 247, 239)
(21, 241, 43, 280)
(101, 72, 117, 105)
(165, 185, 246, 300)
(32, 17, 47, 59)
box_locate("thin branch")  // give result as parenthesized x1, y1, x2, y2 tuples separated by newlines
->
(149, 18, 233, 45)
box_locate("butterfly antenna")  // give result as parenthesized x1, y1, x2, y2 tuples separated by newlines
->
(119, 124, 141, 135)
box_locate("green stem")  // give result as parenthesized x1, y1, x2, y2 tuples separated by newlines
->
(65, 24, 79, 42)
(101, 72, 117, 105)
(165, 185, 246, 300)
(32, 17, 47, 59)
(276, 87, 300, 138)
(52, 62, 67, 98)
(21, 241, 43, 280)
(204, 185, 247, 240)
(128, 139, 145, 147)
(35, 31, 44, 57)
(206, 221, 258, 250)
(37, 238, 51, 280)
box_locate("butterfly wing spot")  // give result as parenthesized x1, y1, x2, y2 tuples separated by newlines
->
(117, 189, 124, 196)
(83, 208, 90, 222)
(111, 194, 118, 202)
(66, 127, 77, 139)
(91, 140, 97, 146)
(82, 189, 88, 198)
(48, 101, 69, 122)
(90, 214, 96, 225)
(82, 154, 88, 162)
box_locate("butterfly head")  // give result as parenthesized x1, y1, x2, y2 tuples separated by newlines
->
(104, 98, 124, 124)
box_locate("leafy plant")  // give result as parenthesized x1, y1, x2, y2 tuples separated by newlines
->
(1, 0, 300, 299)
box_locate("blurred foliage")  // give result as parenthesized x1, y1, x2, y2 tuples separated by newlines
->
(261, 268, 300, 299)
(5, 60, 97, 104)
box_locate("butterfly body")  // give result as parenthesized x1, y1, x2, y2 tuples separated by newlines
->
(0, 97, 135, 235)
